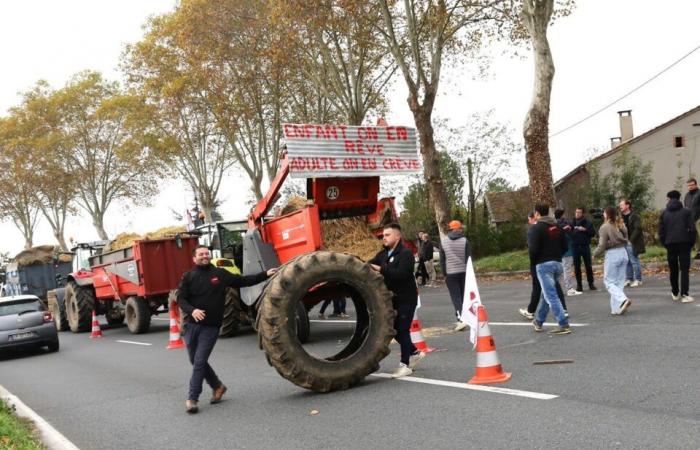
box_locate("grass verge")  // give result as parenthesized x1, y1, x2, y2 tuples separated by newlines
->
(0, 397, 43, 450)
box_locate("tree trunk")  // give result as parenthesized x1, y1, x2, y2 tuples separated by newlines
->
(92, 215, 109, 241)
(523, 0, 556, 208)
(411, 106, 451, 234)
(54, 230, 69, 252)
(467, 158, 476, 229)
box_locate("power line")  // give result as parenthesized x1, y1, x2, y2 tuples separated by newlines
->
(550, 43, 700, 138)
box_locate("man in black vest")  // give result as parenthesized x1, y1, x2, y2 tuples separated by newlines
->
(369, 223, 424, 378)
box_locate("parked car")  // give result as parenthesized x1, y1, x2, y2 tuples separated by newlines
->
(0, 295, 59, 352)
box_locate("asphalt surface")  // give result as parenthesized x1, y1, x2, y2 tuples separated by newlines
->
(2, 273, 700, 449)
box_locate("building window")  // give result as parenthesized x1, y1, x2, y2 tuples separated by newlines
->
(674, 136, 685, 148)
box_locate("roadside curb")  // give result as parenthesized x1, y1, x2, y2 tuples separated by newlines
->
(0, 384, 80, 450)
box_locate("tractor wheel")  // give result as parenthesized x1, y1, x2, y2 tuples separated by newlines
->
(48, 288, 69, 331)
(65, 282, 95, 333)
(125, 297, 151, 334)
(294, 301, 310, 344)
(219, 288, 249, 337)
(258, 251, 395, 392)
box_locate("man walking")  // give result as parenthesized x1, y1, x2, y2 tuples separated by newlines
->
(529, 204, 571, 335)
(420, 232, 437, 286)
(659, 190, 696, 303)
(619, 199, 645, 287)
(572, 207, 597, 291)
(439, 220, 470, 332)
(519, 211, 569, 320)
(369, 223, 425, 378)
(683, 178, 700, 259)
(555, 209, 580, 296)
(178, 245, 276, 413)
(415, 232, 428, 285)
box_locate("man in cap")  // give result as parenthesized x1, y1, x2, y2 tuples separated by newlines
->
(439, 220, 471, 331)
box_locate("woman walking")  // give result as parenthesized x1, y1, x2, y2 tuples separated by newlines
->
(594, 206, 632, 315)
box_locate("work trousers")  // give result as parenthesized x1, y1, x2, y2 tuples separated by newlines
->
(573, 245, 595, 289)
(445, 272, 466, 318)
(394, 303, 418, 365)
(183, 323, 222, 401)
(666, 242, 692, 296)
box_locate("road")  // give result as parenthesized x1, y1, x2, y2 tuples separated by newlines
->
(2, 274, 700, 449)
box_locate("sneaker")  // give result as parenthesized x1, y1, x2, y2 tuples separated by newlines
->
(318, 313, 327, 319)
(185, 400, 199, 414)
(328, 313, 340, 319)
(408, 351, 426, 369)
(519, 308, 534, 320)
(681, 295, 695, 303)
(532, 320, 543, 332)
(454, 321, 468, 332)
(630, 280, 641, 288)
(339, 313, 350, 318)
(547, 326, 572, 335)
(567, 288, 582, 296)
(391, 363, 413, 378)
(619, 299, 632, 314)
(624, 280, 631, 287)
(672, 293, 681, 301)
(210, 384, 227, 404)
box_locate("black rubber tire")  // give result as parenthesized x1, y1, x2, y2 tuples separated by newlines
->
(219, 288, 249, 337)
(47, 340, 59, 352)
(48, 289, 69, 332)
(258, 251, 395, 392)
(65, 282, 95, 333)
(294, 301, 310, 344)
(125, 297, 151, 334)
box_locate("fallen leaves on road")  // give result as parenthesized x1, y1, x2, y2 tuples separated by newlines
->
(310, 409, 319, 416)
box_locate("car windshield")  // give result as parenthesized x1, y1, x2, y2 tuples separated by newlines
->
(0, 299, 44, 316)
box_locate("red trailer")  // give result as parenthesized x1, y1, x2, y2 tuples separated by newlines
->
(62, 236, 199, 334)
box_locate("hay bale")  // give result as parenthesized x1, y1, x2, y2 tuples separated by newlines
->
(144, 225, 187, 240)
(104, 232, 142, 253)
(280, 196, 309, 215)
(321, 217, 383, 262)
(14, 245, 65, 266)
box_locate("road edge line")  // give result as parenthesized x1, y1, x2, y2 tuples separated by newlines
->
(0, 384, 80, 450)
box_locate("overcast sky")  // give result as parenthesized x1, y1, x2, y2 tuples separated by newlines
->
(1, 0, 700, 256)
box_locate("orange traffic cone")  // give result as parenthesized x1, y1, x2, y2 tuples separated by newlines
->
(167, 300, 185, 350)
(468, 305, 511, 384)
(89, 310, 102, 338)
(410, 311, 435, 353)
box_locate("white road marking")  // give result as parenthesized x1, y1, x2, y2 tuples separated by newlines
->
(152, 317, 170, 321)
(371, 373, 558, 400)
(116, 340, 152, 346)
(309, 320, 355, 324)
(490, 322, 589, 327)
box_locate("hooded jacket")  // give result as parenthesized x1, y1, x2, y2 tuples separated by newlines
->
(528, 216, 567, 266)
(439, 230, 471, 275)
(659, 199, 696, 246)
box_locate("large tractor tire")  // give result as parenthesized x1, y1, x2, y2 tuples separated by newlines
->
(65, 282, 95, 333)
(125, 297, 151, 334)
(258, 251, 395, 392)
(294, 301, 310, 344)
(219, 288, 250, 337)
(47, 288, 69, 331)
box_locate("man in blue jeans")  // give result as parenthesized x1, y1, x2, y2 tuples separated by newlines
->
(619, 199, 645, 287)
(529, 204, 571, 335)
(178, 245, 276, 413)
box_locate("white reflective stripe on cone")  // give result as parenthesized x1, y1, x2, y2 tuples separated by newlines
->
(476, 350, 501, 367)
(479, 323, 492, 337)
(410, 331, 423, 341)
(169, 333, 180, 340)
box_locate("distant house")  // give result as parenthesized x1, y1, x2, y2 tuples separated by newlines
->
(484, 186, 531, 228)
(555, 105, 700, 211)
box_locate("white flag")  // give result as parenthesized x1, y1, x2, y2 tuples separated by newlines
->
(460, 256, 482, 349)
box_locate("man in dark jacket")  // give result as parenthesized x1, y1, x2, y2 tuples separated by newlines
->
(178, 245, 276, 413)
(683, 178, 700, 259)
(420, 233, 437, 286)
(439, 220, 471, 331)
(659, 190, 696, 303)
(571, 207, 597, 291)
(619, 199, 645, 287)
(415, 232, 428, 285)
(369, 223, 423, 378)
(529, 204, 571, 335)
